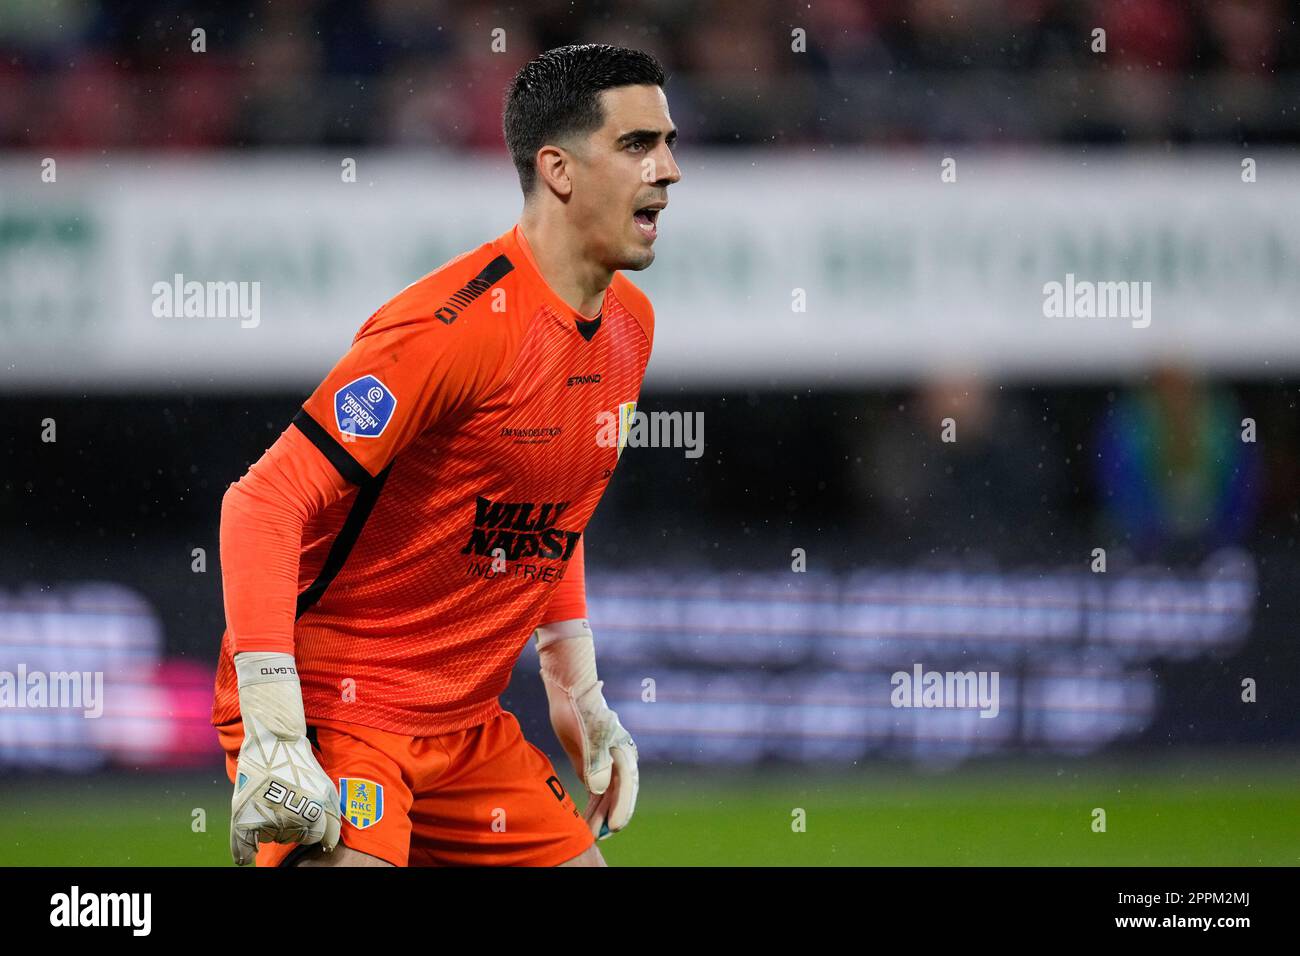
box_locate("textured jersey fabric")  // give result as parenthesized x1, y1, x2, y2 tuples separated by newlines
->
(212, 223, 653, 735)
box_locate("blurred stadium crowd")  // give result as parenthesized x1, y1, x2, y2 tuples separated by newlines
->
(2, 0, 1298, 150)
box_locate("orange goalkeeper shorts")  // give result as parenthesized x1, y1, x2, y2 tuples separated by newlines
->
(216, 710, 594, 867)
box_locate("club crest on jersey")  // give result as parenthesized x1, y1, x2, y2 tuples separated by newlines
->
(617, 401, 637, 458)
(334, 375, 396, 439)
(339, 778, 384, 829)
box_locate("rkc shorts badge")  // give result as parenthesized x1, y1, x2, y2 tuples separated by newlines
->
(339, 777, 384, 829)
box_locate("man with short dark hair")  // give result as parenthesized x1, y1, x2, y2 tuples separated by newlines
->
(212, 43, 680, 867)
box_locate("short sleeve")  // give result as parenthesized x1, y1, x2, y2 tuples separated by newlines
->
(294, 303, 509, 483)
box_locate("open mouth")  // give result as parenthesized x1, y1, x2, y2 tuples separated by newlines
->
(633, 205, 662, 239)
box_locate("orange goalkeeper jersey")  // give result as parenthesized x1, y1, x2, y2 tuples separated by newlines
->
(211, 223, 654, 735)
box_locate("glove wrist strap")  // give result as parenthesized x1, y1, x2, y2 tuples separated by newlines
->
(234, 650, 301, 687)
(235, 651, 306, 739)
(536, 619, 599, 695)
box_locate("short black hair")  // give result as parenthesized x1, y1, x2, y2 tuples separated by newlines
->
(503, 43, 666, 196)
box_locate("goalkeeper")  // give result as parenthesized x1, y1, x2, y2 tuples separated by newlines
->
(214, 42, 678, 867)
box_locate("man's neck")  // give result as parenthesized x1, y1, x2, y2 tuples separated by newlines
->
(517, 211, 612, 319)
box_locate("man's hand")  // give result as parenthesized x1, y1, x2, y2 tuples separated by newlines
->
(536, 619, 639, 840)
(229, 651, 341, 866)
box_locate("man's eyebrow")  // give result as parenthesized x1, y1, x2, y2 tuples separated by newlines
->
(616, 128, 678, 145)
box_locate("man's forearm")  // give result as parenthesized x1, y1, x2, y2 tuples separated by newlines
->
(221, 481, 302, 654)
(221, 424, 352, 655)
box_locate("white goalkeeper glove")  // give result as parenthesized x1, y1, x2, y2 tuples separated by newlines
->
(229, 651, 341, 866)
(535, 618, 638, 840)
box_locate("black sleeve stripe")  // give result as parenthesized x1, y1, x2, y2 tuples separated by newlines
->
(450, 254, 513, 307)
(433, 254, 515, 324)
(295, 462, 392, 620)
(292, 408, 373, 487)
(478, 253, 514, 286)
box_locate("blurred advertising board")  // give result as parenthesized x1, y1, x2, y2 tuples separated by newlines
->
(2, 152, 1298, 389)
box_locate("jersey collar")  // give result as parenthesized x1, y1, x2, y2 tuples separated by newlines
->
(498, 223, 610, 335)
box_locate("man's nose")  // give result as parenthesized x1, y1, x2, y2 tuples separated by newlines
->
(652, 145, 681, 185)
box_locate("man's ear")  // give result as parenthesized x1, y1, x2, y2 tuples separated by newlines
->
(535, 144, 574, 198)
